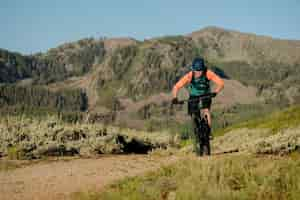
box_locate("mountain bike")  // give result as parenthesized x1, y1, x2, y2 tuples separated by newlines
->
(172, 93, 216, 156)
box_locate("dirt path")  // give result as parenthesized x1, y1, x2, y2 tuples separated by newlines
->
(0, 155, 178, 200)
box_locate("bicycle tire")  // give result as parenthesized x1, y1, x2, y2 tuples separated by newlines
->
(201, 118, 211, 156)
(197, 117, 211, 156)
(191, 113, 211, 156)
(191, 114, 200, 156)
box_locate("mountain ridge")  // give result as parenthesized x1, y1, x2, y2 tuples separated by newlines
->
(187, 26, 300, 65)
(1, 26, 300, 129)
(3, 26, 300, 55)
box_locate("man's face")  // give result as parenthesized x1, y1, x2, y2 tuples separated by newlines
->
(193, 70, 203, 77)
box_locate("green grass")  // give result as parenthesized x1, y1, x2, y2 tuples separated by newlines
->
(212, 103, 278, 130)
(7, 146, 25, 160)
(73, 155, 300, 200)
(214, 105, 300, 137)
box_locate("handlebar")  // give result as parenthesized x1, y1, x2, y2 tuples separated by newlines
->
(173, 93, 216, 105)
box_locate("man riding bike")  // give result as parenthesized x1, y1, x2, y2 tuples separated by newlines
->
(172, 57, 224, 139)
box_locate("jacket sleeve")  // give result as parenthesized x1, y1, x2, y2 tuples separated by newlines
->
(172, 71, 193, 97)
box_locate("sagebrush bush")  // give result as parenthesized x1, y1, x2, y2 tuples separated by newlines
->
(0, 115, 178, 159)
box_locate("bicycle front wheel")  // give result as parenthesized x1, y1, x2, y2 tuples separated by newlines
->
(199, 119, 211, 156)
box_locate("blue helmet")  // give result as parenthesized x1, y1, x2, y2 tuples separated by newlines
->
(191, 57, 206, 71)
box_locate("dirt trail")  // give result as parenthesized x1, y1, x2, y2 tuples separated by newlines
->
(0, 155, 178, 200)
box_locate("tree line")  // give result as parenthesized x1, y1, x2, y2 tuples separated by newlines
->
(0, 39, 105, 84)
(0, 84, 88, 112)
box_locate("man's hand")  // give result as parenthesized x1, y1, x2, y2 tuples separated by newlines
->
(171, 97, 179, 104)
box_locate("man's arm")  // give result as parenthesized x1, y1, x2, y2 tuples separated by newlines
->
(172, 71, 193, 98)
(206, 70, 224, 94)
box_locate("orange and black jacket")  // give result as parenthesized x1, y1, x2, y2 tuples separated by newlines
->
(172, 70, 224, 97)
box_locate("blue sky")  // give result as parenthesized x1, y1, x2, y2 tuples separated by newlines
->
(1, 0, 299, 54)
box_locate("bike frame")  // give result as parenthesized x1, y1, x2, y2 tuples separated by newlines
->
(173, 93, 215, 156)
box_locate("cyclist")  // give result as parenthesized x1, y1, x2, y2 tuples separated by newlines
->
(172, 57, 224, 139)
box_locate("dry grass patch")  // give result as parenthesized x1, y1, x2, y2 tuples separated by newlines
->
(74, 154, 300, 200)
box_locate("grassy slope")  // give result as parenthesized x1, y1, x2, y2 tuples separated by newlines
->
(211, 105, 300, 154)
(214, 105, 300, 137)
(74, 106, 300, 200)
(75, 155, 300, 200)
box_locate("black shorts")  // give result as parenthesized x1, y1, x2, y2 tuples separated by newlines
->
(188, 96, 212, 115)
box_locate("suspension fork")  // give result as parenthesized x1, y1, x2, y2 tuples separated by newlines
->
(191, 111, 200, 129)
(191, 112, 201, 140)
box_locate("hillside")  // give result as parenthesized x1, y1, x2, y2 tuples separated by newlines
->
(1, 105, 299, 200)
(1, 26, 300, 129)
(188, 26, 300, 65)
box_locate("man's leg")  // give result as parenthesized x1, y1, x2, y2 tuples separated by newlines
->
(202, 108, 211, 127)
